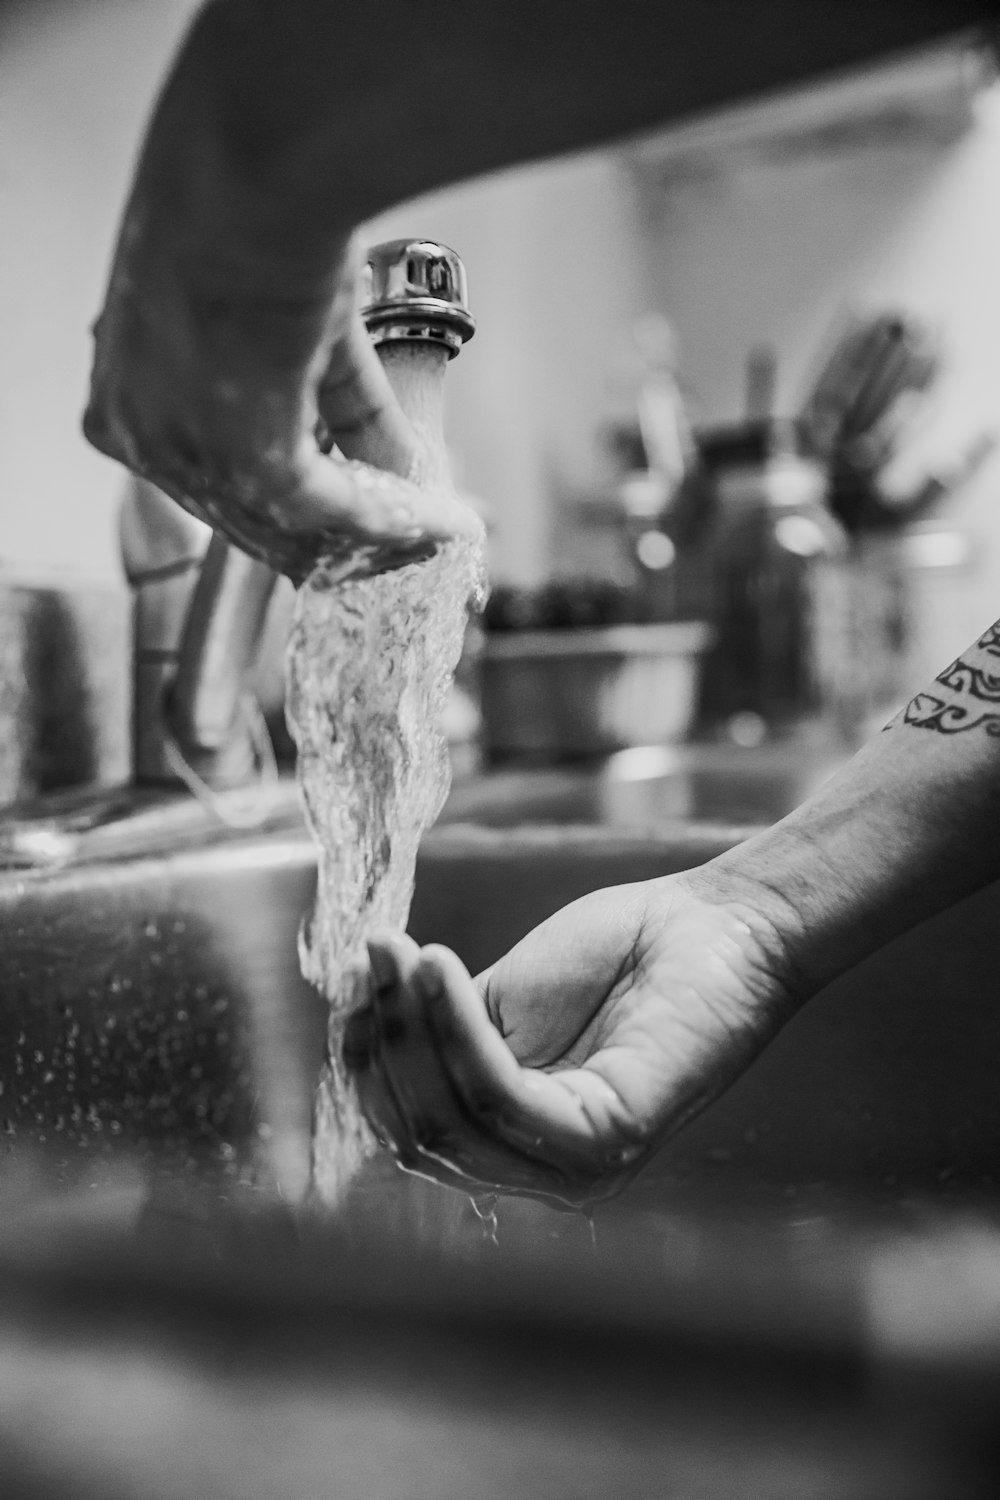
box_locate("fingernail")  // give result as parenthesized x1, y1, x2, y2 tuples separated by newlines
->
(367, 937, 397, 992)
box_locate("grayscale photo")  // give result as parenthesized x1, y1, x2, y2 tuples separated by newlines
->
(2, 2, 1000, 1494)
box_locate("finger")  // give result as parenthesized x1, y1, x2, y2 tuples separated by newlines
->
(342, 934, 421, 1160)
(420, 946, 647, 1182)
(341, 1005, 402, 1154)
(137, 434, 481, 583)
(372, 953, 575, 1197)
(317, 312, 417, 475)
(367, 937, 566, 1193)
(238, 451, 483, 578)
(343, 989, 457, 1185)
(368, 936, 577, 1194)
(367, 929, 423, 990)
(347, 971, 537, 1197)
(363, 932, 460, 1169)
(347, 952, 625, 1207)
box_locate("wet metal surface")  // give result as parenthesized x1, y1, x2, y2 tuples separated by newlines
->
(0, 773, 999, 1202)
(0, 782, 998, 1493)
(0, 832, 321, 1196)
(441, 740, 846, 829)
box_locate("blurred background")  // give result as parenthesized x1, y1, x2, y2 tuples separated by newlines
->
(5, 1, 1000, 780)
(8, 18, 1000, 1491)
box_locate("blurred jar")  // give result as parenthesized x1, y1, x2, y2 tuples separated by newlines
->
(901, 524, 980, 688)
(844, 523, 980, 737)
(697, 420, 851, 744)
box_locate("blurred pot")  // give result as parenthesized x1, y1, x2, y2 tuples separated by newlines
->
(480, 622, 710, 764)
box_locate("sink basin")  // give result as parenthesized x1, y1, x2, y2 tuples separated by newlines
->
(0, 789, 999, 1494)
(0, 799, 746, 1198)
(0, 783, 999, 1202)
(441, 740, 846, 830)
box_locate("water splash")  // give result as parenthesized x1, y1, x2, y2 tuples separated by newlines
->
(285, 340, 486, 1204)
(287, 530, 485, 1204)
(469, 1190, 501, 1247)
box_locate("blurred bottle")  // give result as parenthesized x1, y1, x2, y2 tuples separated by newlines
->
(697, 418, 851, 745)
(603, 315, 708, 620)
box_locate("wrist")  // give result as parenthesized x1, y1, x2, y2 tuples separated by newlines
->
(692, 817, 856, 1005)
(672, 855, 813, 1010)
(693, 719, 1000, 1002)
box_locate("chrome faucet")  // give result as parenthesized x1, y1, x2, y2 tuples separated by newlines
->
(124, 238, 475, 795)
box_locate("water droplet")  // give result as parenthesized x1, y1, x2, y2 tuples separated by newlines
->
(469, 1191, 500, 1246)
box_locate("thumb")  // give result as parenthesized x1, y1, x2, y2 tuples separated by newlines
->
(474, 884, 648, 1067)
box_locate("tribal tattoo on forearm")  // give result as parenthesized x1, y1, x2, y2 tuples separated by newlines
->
(894, 620, 1000, 737)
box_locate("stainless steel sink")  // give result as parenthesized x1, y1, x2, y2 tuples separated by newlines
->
(1, 778, 999, 1202)
(0, 794, 746, 1198)
(441, 740, 846, 829)
(0, 786, 999, 1495)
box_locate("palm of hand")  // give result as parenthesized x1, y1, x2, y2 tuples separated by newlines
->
(349, 874, 794, 1204)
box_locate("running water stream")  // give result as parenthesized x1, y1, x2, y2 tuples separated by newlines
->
(285, 344, 486, 1203)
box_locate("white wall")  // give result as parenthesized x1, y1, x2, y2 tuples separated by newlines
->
(0, 0, 198, 583)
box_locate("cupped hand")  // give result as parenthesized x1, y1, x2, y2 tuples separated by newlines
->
(344, 872, 801, 1205)
(84, 227, 477, 581)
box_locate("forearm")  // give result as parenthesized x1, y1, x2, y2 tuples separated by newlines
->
(702, 620, 1000, 999)
(131, 0, 997, 291)
(93, 0, 1000, 491)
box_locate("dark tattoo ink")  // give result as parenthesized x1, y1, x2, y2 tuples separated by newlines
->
(890, 621, 1000, 737)
(902, 692, 1000, 736)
